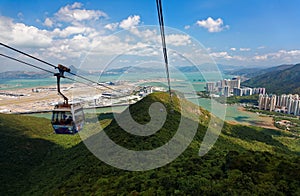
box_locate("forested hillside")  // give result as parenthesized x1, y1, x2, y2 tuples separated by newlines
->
(1, 92, 299, 195)
(243, 63, 300, 94)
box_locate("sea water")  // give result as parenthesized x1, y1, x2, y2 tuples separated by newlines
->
(0, 78, 59, 90)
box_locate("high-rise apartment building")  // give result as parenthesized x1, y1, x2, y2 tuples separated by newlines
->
(206, 82, 215, 93)
(258, 94, 276, 111)
(253, 88, 266, 95)
(224, 86, 230, 97)
(233, 87, 243, 96)
(270, 95, 277, 111)
(242, 88, 253, 96)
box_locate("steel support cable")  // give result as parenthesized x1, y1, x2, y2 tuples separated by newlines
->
(0, 53, 55, 74)
(0, 42, 57, 69)
(0, 53, 107, 91)
(0, 42, 119, 93)
(156, 0, 172, 99)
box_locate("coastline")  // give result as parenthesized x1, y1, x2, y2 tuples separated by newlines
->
(1, 79, 279, 130)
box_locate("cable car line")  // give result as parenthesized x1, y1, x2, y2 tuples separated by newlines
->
(0, 53, 108, 92)
(0, 42, 119, 93)
(0, 53, 55, 74)
(0, 42, 57, 69)
(156, 0, 172, 99)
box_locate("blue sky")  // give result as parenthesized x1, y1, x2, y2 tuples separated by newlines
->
(1, 0, 300, 71)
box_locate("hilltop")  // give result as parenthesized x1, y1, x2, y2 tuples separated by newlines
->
(243, 63, 300, 94)
(1, 92, 300, 195)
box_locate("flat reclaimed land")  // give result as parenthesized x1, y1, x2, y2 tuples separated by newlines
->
(0, 82, 135, 113)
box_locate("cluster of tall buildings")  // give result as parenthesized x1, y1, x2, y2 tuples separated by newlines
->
(232, 87, 265, 97)
(258, 94, 300, 115)
(206, 77, 265, 97)
(206, 77, 241, 97)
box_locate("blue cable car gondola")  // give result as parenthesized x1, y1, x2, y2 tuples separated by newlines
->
(51, 64, 85, 134)
(51, 103, 84, 134)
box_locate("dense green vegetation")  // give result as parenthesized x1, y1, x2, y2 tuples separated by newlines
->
(243, 63, 300, 94)
(1, 92, 300, 195)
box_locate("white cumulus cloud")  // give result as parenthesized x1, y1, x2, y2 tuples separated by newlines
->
(253, 50, 300, 62)
(52, 26, 95, 38)
(44, 18, 53, 27)
(119, 15, 141, 30)
(210, 51, 232, 59)
(55, 2, 107, 24)
(196, 17, 229, 33)
(105, 22, 119, 31)
(0, 16, 52, 48)
(166, 34, 191, 46)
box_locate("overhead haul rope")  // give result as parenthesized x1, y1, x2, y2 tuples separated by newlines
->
(156, 0, 172, 101)
(0, 53, 106, 91)
(0, 42, 118, 93)
(0, 53, 55, 74)
(0, 43, 57, 69)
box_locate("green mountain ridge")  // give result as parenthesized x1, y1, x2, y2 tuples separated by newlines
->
(227, 64, 294, 78)
(1, 92, 300, 195)
(243, 63, 300, 94)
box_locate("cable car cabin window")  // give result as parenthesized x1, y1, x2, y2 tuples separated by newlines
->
(73, 108, 85, 131)
(74, 108, 84, 124)
(52, 111, 73, 125)
(51, 110, 77, 134)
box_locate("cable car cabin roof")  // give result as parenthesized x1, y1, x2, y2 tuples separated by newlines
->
(53, 103, 82, 111)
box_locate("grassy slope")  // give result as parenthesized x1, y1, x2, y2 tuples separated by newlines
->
(1, 92, 300, 195)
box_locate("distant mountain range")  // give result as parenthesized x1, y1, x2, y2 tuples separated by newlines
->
(225, 67, 264, 78)
(243, 63, 300, 94)
(177, 64, 253, 73)
(101, 66, 162, 74)
(0, 71, 52, 80)
(224, 64, 295, 78)
(0, 64, 246, 80)
(101, 64, 261, 74)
